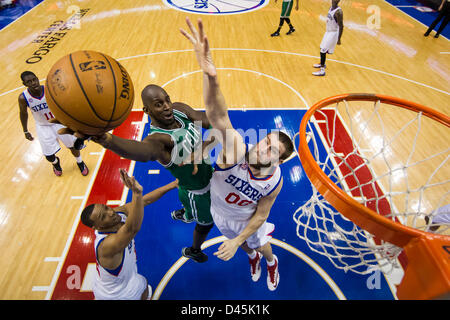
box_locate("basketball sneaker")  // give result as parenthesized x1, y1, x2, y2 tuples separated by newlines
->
(52, 157, 62, 176)
(286, 27, 295, 35)
(77, 161, 89, 176)
(171, 208, 193, 223)
(266, 255, 280, 291)
(270, 30, 280, 37)
(182, 247, 208, 263)
(249, 251, 262, 282)
(312, 68, 326, 76)
(313, 63, 326, 68)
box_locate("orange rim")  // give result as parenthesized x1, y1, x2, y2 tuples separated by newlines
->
(298, 93, 450, 248)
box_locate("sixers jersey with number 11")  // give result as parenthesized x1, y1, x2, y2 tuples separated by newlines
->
(148, 109, 213, 191)
(22, 85, 54, 125)
(210, 145, 282, 221)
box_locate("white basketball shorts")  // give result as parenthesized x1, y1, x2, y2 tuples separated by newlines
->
(35, 123, 77, 156)
(320, 31, 339, 54)
(211, 206, 275, 249)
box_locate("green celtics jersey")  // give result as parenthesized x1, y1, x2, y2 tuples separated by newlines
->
(148, 109, 213, 191)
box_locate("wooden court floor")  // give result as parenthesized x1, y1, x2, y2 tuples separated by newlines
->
(0, 0, 448, 299)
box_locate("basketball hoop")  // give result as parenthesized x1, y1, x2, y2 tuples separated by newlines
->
(294, 93, 450, 299)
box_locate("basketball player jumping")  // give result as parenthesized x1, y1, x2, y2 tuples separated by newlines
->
(59, 85, 216, 263)
(18, 71, 89, 176)
(80, 168, 178, 300)
(312, 0, 344, 76)
(180, 18, 294, 291)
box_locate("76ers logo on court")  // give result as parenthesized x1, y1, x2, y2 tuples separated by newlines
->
(163, 0, 268, 15)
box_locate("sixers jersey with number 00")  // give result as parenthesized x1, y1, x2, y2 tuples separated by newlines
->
(22, 85, 54, 126)
(210, 145, 282, 221)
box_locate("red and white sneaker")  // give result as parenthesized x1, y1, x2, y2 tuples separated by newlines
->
(52, 157, 62, 176)
(266, 255, 279, 291)
(248, 251, 262, 282)
(77, 161, 89, 176)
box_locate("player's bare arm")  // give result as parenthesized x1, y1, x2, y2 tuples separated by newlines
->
(180, 17, 246, 167)
(336, 10, 344, 44)
(214, 178, 283, 261)
(97, 132, 172, 163)
(115, 179, 178, 216)
(173, 102, 211, 129)
(18, 94, 34, 141)
(97, 169, 143, 269)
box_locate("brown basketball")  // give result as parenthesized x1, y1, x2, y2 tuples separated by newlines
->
(45, 50, 134, 135)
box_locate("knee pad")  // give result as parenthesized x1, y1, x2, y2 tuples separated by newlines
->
(45, 154, 56, 162)
(195, 223, 213, 235)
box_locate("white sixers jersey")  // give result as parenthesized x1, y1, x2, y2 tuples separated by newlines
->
(93, 213, 140, 297)
(210, 145, 282, 221)
(326, 6, 341, 32)
(22, 86, 54, 126)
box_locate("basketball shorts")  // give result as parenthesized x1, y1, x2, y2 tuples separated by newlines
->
(281, 0, 294, 18)
(93, 273, 148, 300)
(178, 184, 213, 226)
(320, 31, 339, 54)
(211, 206, 275, 249)
(35, 123, 77, 156)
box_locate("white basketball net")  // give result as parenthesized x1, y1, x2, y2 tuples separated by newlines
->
(293, 98, 450, 275)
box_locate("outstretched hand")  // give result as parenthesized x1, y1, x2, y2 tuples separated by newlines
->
(180, 17, 217, 77)
(119, 168, 143, 194)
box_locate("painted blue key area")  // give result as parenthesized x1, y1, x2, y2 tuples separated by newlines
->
(0, 0, 44, 30)
(384, 0, 450, 39)
(129, 109, 396, 300)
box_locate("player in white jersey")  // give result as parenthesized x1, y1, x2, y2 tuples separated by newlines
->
(312, 0, 344, 76)
(18, 71, 89, 176)
(424, 204, 450, 232)
(81, 168, 178, 300)
(181, 19, 294, 291)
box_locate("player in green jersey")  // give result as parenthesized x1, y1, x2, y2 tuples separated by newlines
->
(271, 0, 299, 37)
(57, 84, 216, 263)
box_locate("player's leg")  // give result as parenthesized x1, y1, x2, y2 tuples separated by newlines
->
(36, 124, 63, 176)
(55, 124, 89, 176)
(181, 191, 214, 263)
(271, 18, 285, 37)
(424, 10, 445, 36)
(283, 1, 295, 34)
(241, 241, 263, 282)
(285, 18, 295, 35)
(256, 243, 279, 291)
(45, 153, 62, 176)
(434, 14, 449, 38)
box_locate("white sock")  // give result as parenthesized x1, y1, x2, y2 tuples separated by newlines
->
(52, 158, 58, 164)
(75, 156, 82, 163)
(266, 257, 276, 266)
(247, 250, 257, 259)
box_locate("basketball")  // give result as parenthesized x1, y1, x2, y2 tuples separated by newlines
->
(45, 50, 134, 135)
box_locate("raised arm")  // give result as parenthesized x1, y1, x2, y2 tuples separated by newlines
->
(99, 169, 144, 257)
(116, 179, 178, 215)
(180, 18, 246, 166)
